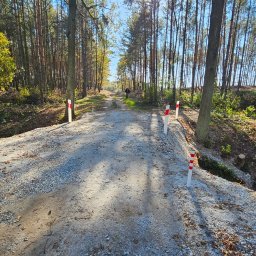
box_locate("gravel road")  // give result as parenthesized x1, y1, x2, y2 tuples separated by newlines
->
(0, 96, 255, 256)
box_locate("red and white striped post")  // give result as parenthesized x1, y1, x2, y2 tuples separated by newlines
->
(164, 104, 170, 134)
(175, 101, 180, 119)
(187, 152, 195, 187)
(68, 99, 72, 123)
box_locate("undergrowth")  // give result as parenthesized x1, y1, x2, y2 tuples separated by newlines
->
(198, 155, 243, 184)
(123, 97, 150, 110)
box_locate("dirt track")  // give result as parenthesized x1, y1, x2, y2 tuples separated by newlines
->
(0, 96, 255, 255)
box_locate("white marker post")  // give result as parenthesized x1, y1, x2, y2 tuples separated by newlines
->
(175, 101, 180, 119)
(164, 104, 170, 135)
(187, 152, 195, 187)
(68, 99, 72, 123)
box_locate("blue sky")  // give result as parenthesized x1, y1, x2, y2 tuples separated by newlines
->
(107, 1, 131, 82)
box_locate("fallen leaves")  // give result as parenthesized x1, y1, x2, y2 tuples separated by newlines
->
(215, 229, 242, 256)
(182, 211, 197, 230)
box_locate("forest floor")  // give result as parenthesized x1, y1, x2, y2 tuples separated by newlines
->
(0, 92, 255, 256)
(179, 108, 256, 187)
(0, 90, 107, 138)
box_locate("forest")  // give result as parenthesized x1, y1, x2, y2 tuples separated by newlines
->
(0, 0, 112, 97)
(119, 0, 255, 101)
(1, 0, 255, 148)
(0, 0, 255, 99)
(0, 0, 255, 146)
(0, 1, 256, 255)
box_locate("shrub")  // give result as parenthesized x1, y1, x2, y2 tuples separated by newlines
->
(162, 89, 174, 105)
(212, 92, 240, 117)
(244, 105, 256, 118)
(124, 98, 136, 107)
(237, 90, 256, 109)
(17, 87, 41, 104)
(179, 90, 202, 108)
(179, 90, 191, 106)
(193, 92, 202, 108)
(25, 87, 41, 104)
(221, 144, 232, 158)
(19, 87, 30, 98)
(0, 33, 16, 90)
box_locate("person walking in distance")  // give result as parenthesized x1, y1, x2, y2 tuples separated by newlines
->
(125, 88, 131, 99)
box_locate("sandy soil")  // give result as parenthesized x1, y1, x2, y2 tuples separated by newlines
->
(0, 95, 255, 256)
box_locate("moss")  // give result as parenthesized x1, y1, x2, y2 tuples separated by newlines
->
(198, 155, 243, 184)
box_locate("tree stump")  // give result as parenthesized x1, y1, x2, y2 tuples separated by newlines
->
(235, 154, 246, 169)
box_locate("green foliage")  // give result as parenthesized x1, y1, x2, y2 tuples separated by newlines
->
(193, 92, 202, 107)
(75, 88, 79, 99)
(0, 33, 16, 90)
(17, 87, 41, 104)
(19, 87, 30, 97)
(75, 95, 107, 116)
(123, 97, 150, 110)
(179, 90, 202, 108)
(243, 105, 256, 118)
(144, 86, 158, 104)
(124, 98, 136, 107)
(179, 90, 190, 105)
(25, 87, 41, 104)
(47, 89, 65, 104)
(221, 144, 232, 158)
(237, 90, 256, 109)
(212, 92, 240, 117)
(198, 155, 242, 183)
(162, 89, 174, 104)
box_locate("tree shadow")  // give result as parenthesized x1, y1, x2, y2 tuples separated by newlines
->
(0, 110, 184, 255)
(2, 109, 246, 255)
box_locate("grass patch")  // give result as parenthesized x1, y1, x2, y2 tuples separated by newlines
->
(124, 98, 136, 108)
(198, 155, 243, 184)
(75, 95, 107, 116)
(124, 97, 153, 110)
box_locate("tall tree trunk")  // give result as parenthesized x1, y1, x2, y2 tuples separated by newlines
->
(197, 0, 206, 88)
(191, 0, 199, 103)
(13, 0, 25, 86)
(179, 0, 189, 94)
(35, 0, 46, 102)
(81, 17, 88, 98)
(21, 0, 30, 86)
(221, 0, 236, 95)
(154, 0, 159, 102)
(226, 0, 241, 89)
(237, 0, 251, 91)
(161, 0, 169, 93)
(167, 0, 174, 91)
(66, 0, 77, 118)
(196, 0, 225, 143)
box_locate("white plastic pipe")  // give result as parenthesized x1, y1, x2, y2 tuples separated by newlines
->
(164, 104, 170, 135)
(68, 99, 72, 123)
(164, 116, 168, 134)
(187, 153, 195, 187)
(175, 101, 180, 119)
(187, 169, 193, 187)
